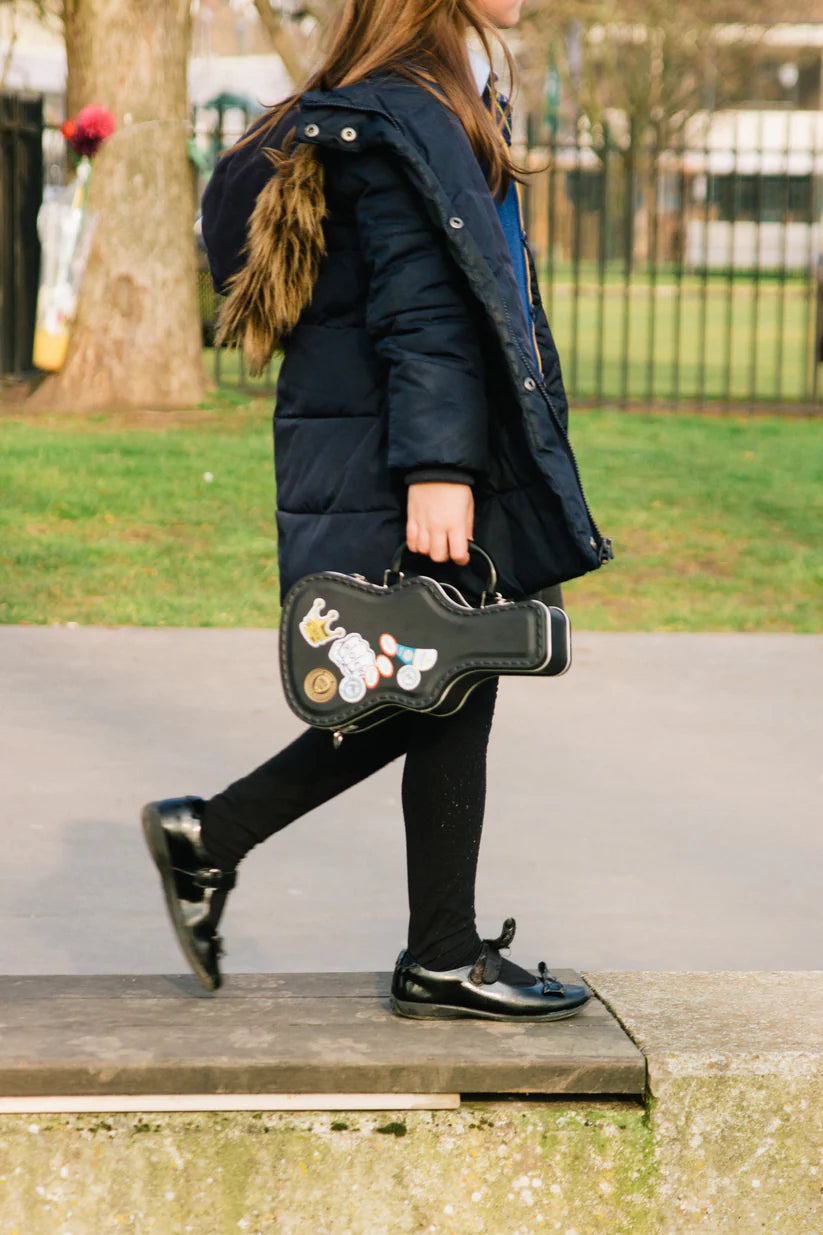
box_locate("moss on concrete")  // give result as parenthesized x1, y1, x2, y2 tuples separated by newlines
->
(0, 1100, 657, 1234)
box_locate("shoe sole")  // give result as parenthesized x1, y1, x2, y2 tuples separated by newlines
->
(141, 804, 220, 993)
(389, 994, 589, 1022)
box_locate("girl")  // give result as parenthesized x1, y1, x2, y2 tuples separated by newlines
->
(141, 0, 611, 1021)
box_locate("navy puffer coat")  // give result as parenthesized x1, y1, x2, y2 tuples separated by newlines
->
(202, 72, 612, 604)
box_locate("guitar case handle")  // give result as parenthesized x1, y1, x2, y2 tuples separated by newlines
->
(385, 540, 501, 607)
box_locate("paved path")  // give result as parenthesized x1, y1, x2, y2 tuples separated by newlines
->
(1, 627, 820, 975)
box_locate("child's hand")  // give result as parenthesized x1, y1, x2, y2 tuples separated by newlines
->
(406, 483, 474, 565)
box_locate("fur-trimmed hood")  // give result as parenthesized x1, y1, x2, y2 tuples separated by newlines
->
(215, 133, 327, 375)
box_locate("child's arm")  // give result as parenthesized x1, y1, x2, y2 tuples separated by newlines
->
(348, 150, 490, 485)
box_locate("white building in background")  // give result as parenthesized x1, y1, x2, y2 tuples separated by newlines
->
(683, 110, 823, 271)
(0, 3, 291, 125)
(0, 8, 65, 100)
(1, 2, 292, 189)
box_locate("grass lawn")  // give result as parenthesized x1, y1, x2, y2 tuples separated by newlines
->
(1, 395, 821, 631)
(542, 275, 816, 405)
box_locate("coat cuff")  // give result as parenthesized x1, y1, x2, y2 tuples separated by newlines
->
(404, 468, 476, 487)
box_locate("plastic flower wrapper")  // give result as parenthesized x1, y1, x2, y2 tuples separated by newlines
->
(33, 106, 117, 372)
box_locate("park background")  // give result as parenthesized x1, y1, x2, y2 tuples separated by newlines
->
(1, 0, 821, 637)
(1, 11, 822, 1231)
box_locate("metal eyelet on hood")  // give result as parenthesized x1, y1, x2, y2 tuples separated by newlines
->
(340, 126, 358, 142)
(523, 376, 536, 391)
(304, 123, 319, 138)
(449, 216, 465, 229)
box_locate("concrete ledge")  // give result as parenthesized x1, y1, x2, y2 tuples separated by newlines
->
(0, 1101, 652, 1235)
(1, 972, 821, 1232)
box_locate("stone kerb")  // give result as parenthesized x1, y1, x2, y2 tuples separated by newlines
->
(584, 970, 823, 1232)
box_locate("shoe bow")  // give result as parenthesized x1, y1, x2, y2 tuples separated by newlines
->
(537, 960, 567, 997)
(468, 917, 567, 995)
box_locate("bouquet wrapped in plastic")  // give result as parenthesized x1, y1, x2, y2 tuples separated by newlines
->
(33, 105, 116, 372)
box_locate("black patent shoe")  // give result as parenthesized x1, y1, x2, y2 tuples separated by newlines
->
(390, 918, 590, 1022)
(141, 796, 235, 993)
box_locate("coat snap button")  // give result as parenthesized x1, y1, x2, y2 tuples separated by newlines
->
(340, 126, 358, 142)
(304, 123, 320, 138)
(449, 216, 464, 229)
(523, 376, 536, 391)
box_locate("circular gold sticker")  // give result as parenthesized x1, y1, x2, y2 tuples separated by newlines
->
(304, 667, 338, 704)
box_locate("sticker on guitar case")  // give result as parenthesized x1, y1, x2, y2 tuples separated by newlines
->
(378, 633, 438, 690)
(304, 667, 338, 704)
(398, 642, 438, 671)
(364, 664, 380, 689)
(329, 632, 376, 705)
(299, 598, 346, 648)
(396, 664, 422, 691)
(339, 676, 367, 703)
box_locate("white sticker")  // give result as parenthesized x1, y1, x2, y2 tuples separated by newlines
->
(339, 676, 367, 703)
(397, 665, 422, 691)
(329, 632, 376, 677)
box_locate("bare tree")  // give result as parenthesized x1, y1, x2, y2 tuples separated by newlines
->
(30, 0, 205, 411)
(250, 0, 338, 84)
(518, 0, 767, 141)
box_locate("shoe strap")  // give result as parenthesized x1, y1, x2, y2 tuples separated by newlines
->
(486, 917, 516, 951)
(468, 917, 516, 985)
(192, 867, 236, 892)
(467, 921, 568, 995)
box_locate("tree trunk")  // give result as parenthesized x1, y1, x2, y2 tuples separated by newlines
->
(33, 0, 205, 410)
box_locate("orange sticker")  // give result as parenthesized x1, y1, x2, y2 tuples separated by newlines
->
(364, 664, 380, 689)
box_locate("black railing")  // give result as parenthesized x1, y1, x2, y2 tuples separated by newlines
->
(0, 93, 43, 377)
(520, 123, 823, 409)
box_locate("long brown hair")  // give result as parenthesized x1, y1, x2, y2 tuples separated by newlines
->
(217, 0, 526, 373)
(232, 0, 525, 200)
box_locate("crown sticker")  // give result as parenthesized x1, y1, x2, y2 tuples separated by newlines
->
(299, 597, 346, 647)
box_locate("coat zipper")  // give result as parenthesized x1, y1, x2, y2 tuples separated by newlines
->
(499, 297, 610, 559)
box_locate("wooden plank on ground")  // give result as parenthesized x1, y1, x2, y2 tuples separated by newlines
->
(0, 973, 646, 1098)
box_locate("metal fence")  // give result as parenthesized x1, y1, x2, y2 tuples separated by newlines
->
(206, 113, 823, 410)
(519, 116, 823, 409)
(0, 93, 43, 377)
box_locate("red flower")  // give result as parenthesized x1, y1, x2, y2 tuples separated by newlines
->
(64, 105, 117, 158)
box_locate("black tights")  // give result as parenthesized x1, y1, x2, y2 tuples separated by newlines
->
(200, 678, 498, 971)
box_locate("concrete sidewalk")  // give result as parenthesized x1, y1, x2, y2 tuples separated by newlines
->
(1, 627, 820, 975)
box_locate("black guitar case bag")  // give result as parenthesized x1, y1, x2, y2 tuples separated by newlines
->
(279, 543, 571, 739)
